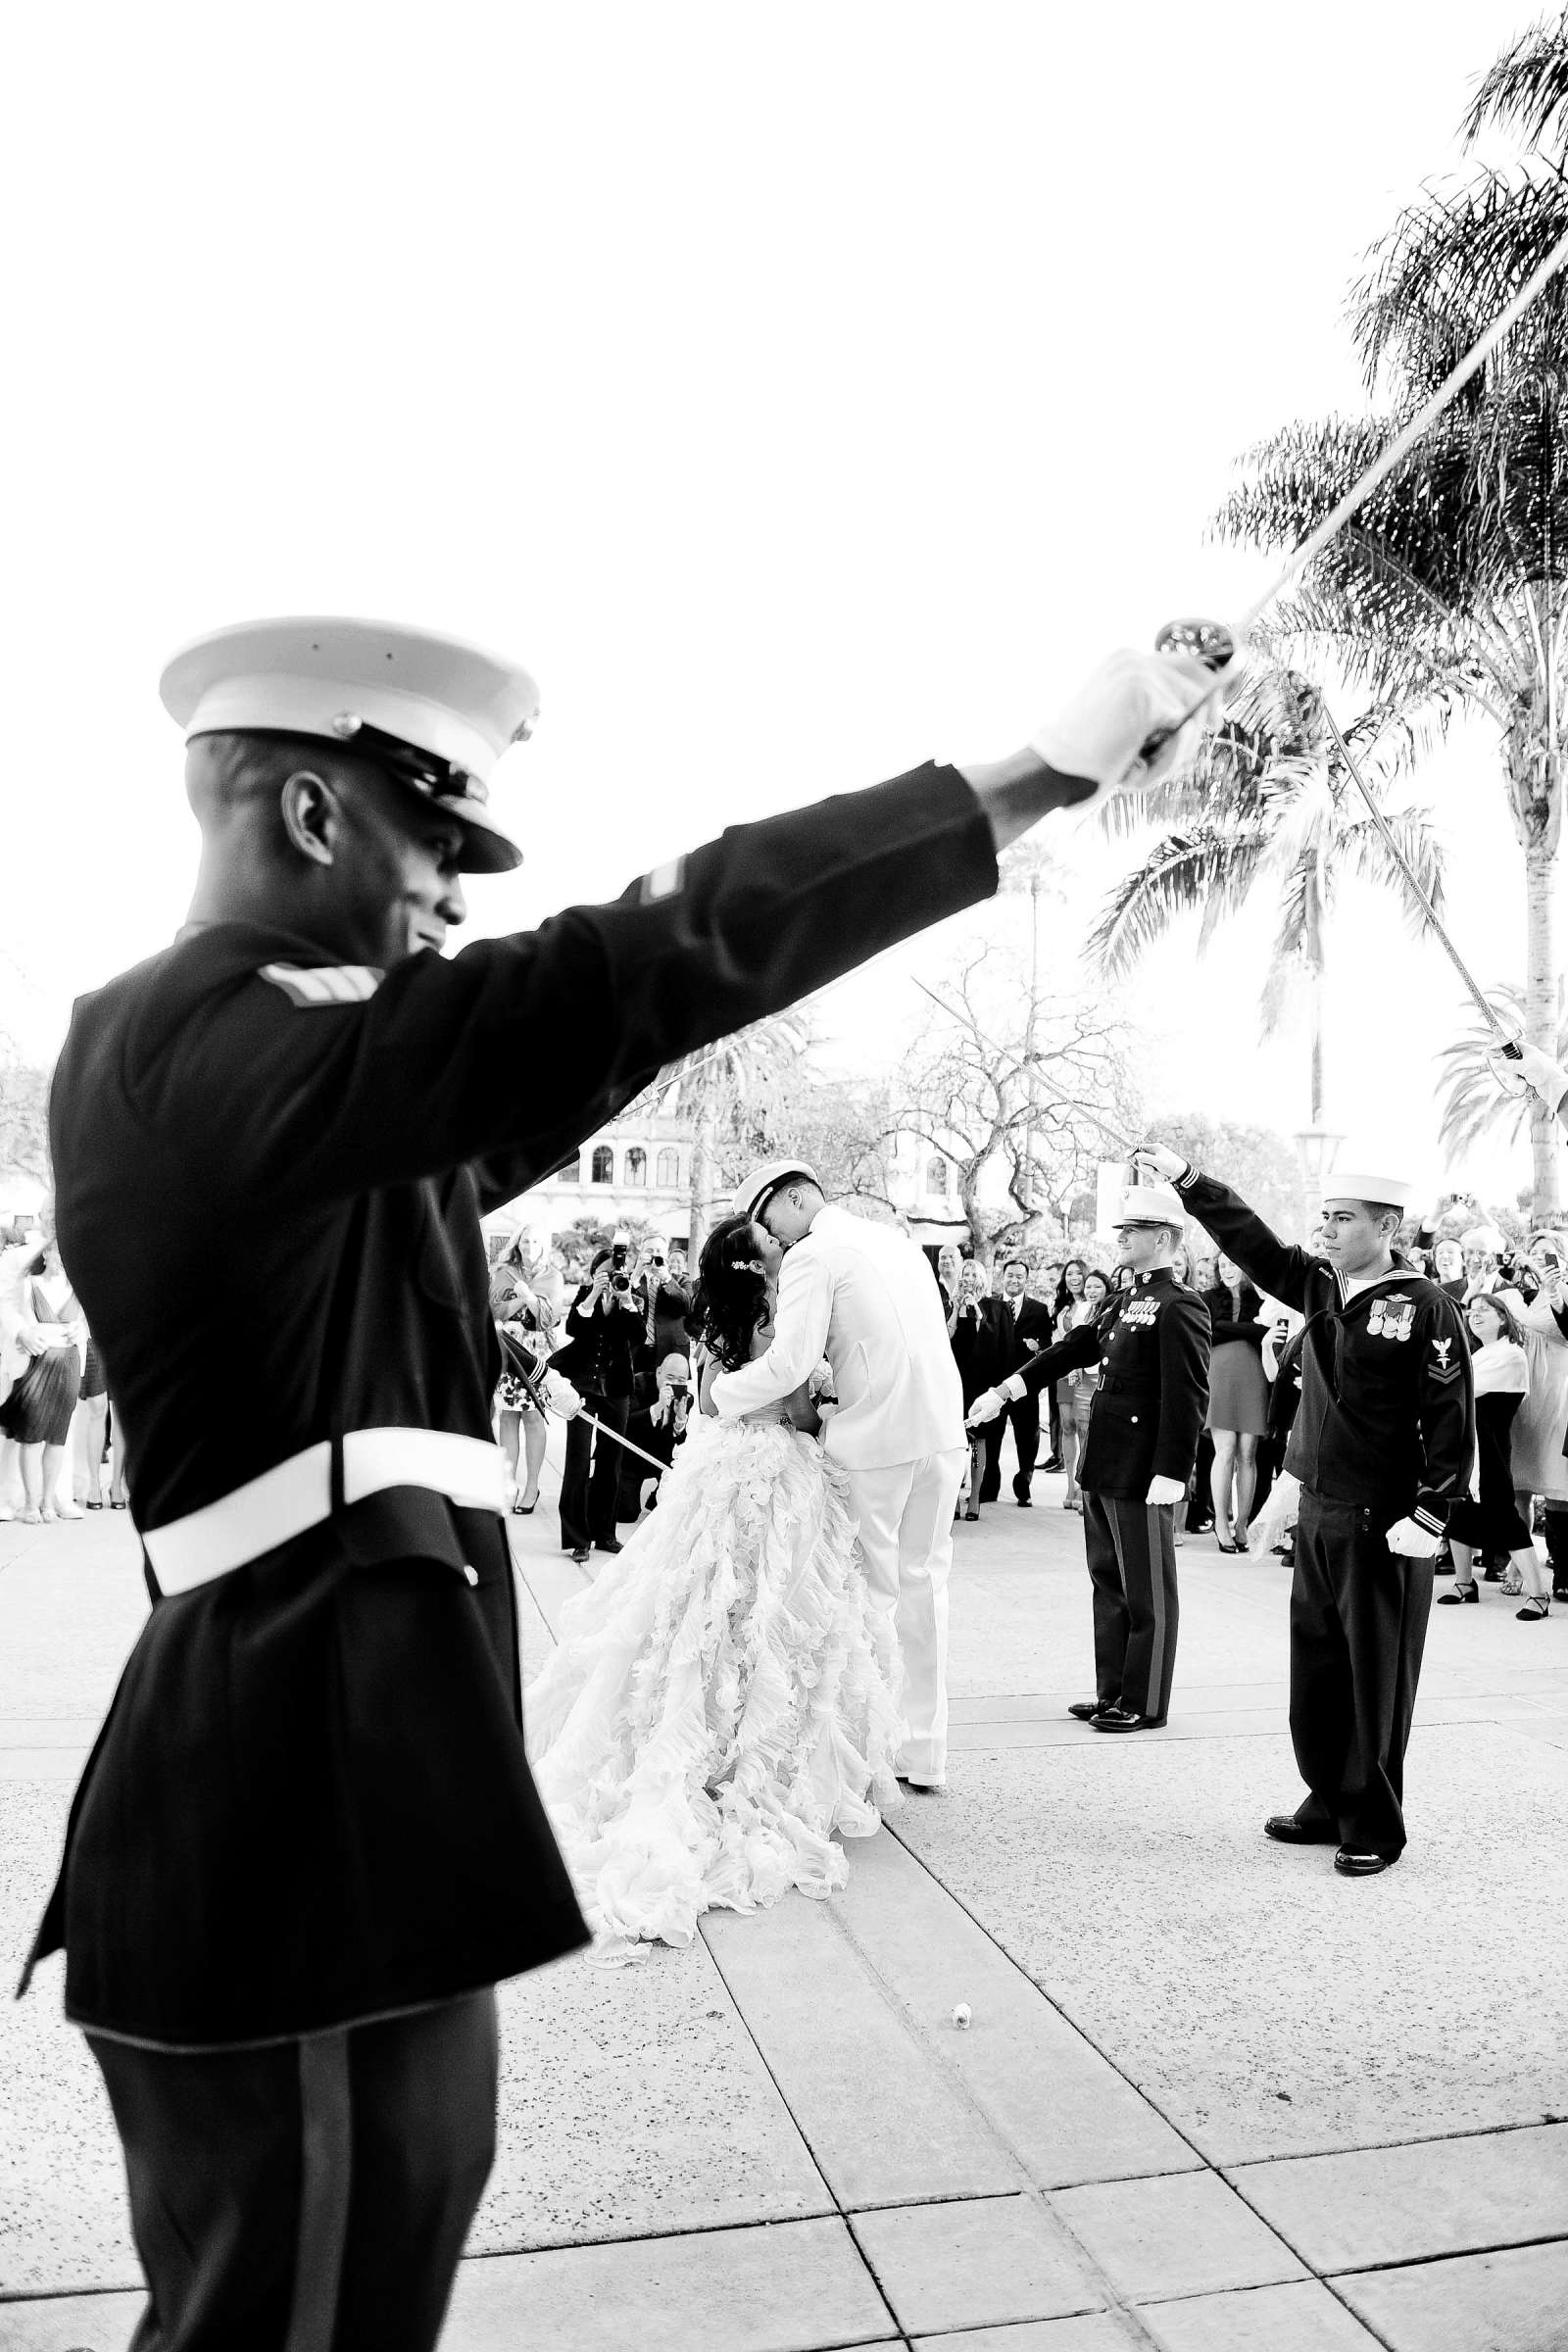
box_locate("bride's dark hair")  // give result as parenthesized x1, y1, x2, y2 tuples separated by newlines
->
(693, 1214, 771, 1373)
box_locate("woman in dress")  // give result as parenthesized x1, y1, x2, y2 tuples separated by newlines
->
(490, 1258, 556, 1515)
(1056, 1266, 1110, 1513)
(0, 1241, 85, 1524)
(1495, 1235, 1568, 1598)
(949, 1257, 998, 1521)
(1437, 1292, 1550, 1619)
(1201, 1253, 1270, 1552)
(526, 1211, 904, 1959)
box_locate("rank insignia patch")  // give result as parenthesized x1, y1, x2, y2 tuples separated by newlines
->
(638, 856, 686, 906)
(1430, 1335, 1463, 1381)
(260, 962, 383, 1006)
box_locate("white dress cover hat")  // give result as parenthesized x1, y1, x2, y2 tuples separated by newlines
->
(731, 1160, 821, 1220)
(1320, 1165, 1417, 1211)
(1111, 1178, 1186, 1227)
(160, 616, 541, 874)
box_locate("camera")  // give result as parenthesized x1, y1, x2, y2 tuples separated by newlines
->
(611, 1238, 632, 1291)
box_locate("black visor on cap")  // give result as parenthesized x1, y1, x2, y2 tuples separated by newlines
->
(222, 723, 521, 873)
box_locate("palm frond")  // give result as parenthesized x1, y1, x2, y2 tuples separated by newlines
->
(1350, 168, 1568, 398)
(1338, 808, 1446, 930)
(1087, 830, 1266, 979)
(1461, 11, 1568, 157)
(1436, 977, 1568, 1159)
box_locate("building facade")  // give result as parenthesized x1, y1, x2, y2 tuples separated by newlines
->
(491, 1112, 694, 1251)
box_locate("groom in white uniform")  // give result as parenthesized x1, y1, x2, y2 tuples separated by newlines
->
(712, 1166, 966, 1788)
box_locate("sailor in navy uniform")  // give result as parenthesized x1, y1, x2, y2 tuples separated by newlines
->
(1136, 1142, 1474, 1876)
(24, 618, 1224, 2348)
(967, 1180, 1210, 1731)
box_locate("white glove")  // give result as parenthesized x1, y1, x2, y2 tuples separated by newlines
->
(1132, 1142, 1189, 1185)
(966, 1388, 1005, 1427)
(547, 1375, 583, 1421)
(1146, 1474, 1186, 1507)
(1385, 1515, 1443, 1560)
(1030, 649, 1228, 808)
(1488, 1039, 1568, 1112)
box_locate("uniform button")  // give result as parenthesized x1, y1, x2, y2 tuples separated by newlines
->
(1130, 1415, 1139, 1424)
(463, 1564, 479, 1587)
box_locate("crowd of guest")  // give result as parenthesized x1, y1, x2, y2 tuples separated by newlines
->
(13, 1186, 1566, 1638)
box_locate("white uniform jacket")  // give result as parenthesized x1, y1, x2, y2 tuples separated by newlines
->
(711, 1206, 965, 1470)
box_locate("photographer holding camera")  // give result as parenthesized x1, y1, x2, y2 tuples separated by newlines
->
(556, 1241, 646, 1564)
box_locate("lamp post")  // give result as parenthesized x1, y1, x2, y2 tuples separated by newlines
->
(1295, 1128, 1345, 1183)
(1295, 1127, 1345, 1232)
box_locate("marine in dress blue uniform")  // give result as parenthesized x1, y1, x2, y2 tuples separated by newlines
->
(969, 1182, 1211, 1729)
(28, 617, 1224, 2348)
(1147, 1146, 1475, 1874)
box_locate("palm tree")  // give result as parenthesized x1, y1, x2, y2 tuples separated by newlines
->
(1209, 13, 1568, 1209)
(1089, 665, 1446, 1126)
(1438, 979, 1568, 1163)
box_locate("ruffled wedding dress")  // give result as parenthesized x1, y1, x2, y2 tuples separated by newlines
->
(526, 1402, 904, 1958)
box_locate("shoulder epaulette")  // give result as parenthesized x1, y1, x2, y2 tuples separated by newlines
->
(259, 962, 383, 1006)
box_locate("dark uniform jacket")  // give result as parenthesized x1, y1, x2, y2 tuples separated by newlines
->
(30, 760, 1000, 2048)
(1009, 1268, 1210, 1498)
(1266, 1326, 1306, 1450)
(1175, 1168, 1474, 1534)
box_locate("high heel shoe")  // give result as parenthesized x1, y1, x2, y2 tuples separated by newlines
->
(1516, 1595, 1550, 1621)
(1437, 1581, 1479, 1604)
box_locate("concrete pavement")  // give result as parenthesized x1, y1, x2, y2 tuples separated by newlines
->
(4, 1446, 1568, 2350)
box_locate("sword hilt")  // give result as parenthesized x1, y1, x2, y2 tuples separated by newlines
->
(1137, 616, 1239, 763)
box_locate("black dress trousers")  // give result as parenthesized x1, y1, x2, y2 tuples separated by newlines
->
(980, 1393, 1041, 1501)
(88, 1989, 498, 2352)
(1081, 1493, 1180, 1721)
(1287, 1489, 1434, 1856)
(559, 1389, 630, 1549)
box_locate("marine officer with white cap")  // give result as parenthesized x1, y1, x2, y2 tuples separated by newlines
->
(716, 1158, 966, 1788)
(968, 1175, 1210, 1732)
(1134, 1139, 1474, 1876)
(26, 614, 1221, 2349)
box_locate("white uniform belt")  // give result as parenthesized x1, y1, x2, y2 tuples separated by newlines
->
(142, 1428, 507, 1595)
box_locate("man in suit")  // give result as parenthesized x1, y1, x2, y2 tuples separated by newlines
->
(714, 1162, 968, 1788)
(969, 1183, 1210, 1731)
(979, 1254, 1054, 1505)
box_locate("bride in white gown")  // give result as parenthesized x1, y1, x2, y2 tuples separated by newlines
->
(526, 1211, 904, 1957)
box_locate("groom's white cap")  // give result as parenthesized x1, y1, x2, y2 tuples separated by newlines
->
(732, 1159, 820, 1220)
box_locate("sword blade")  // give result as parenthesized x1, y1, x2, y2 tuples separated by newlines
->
(1319, 703, 1516, 1048)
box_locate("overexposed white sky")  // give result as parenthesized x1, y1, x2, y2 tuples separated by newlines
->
(0, 0, 1548, 1200)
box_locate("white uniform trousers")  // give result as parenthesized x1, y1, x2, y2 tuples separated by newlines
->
(846, 1446, 965, 1784)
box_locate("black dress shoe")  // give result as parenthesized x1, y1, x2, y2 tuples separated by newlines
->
(595, 1538, 623, 1554)
(1014, 1493, 1033, 1508)
(1042, 1455, 1064, 1473)
(1090, 1704, 1164, 1733)
(569, 1546, 590, 1564)
(1263, 1814, 1340, 1844)
(1334, 1847, 1396, 1877)
(1067, 1700, 1107, 1722)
